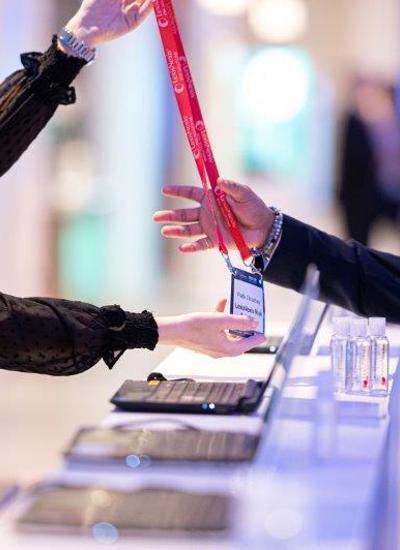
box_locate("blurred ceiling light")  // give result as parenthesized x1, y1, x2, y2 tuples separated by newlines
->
(248, 0, 308, 43)
(240, 48, 310, 123)
(196, 0, 251, 17)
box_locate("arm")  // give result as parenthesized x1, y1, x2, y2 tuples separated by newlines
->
(0, 0, 153, 177)
(0, 41, 86, 178)
(0, 293, 263, 376)
(265, 215, 400, 322)
(154, 179, 400, 323)
(0, 293, 158, 376)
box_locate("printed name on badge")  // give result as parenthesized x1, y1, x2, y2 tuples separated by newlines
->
(230, 269, 265, 337)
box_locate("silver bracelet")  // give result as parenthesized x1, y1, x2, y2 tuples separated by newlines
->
(251, 207, 283, 274)
(57, 28, 96, 64)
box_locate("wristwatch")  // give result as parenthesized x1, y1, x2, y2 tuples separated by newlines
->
(251, 207, 283, 275)
(57, 28, 96, 64)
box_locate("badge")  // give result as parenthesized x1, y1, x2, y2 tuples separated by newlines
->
(229, 268, 265, 337)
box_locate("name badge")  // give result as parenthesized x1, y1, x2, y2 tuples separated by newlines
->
(229, 268, 265, 337)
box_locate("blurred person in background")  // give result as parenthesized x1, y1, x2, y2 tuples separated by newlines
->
(0, 0, 264, 377)
(338, 76, 400, 245)
(154, 178, 400, 323)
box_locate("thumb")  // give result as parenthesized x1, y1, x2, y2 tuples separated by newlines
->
(215, 298, 227, 313)
(217, 178, 253, 203)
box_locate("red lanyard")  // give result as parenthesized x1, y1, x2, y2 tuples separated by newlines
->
(153, 0, 253, 265)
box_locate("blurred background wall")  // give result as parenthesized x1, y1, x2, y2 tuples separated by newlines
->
(1, 0, 400, 480)
(1, 0, 400, 312)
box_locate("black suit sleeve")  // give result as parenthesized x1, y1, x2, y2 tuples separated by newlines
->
(265, 216, 400, 323)
(0, 37, 86, 177)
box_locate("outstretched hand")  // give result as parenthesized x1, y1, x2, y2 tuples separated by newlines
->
(156, 300, 265, 359)
(63, 0, 154, 49)
(153, 178, 274, 254)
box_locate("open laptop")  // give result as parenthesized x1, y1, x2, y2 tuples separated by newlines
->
(110, 269, 326, 416)
(18, 270, 321, 536)
(65, 269, 323, 465)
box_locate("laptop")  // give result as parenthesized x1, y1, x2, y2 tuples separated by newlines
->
(17, 484, 230, 535)
(17, 270, 321, 536)
(110, 268, 326, 416)
(65, 269, 323, 465)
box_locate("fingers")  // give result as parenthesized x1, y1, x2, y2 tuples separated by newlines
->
(215, 299, 227, 313)
(217, 314, 259, 332)
(161, 223, 204, 239)
(210, 333, 265, 358)
(179, 238, 215, 253)
(216, 178, 253, 203)
(124, 0, 153, 26)
(226, 334, 266, 356)
(153, 208, 200, 224)
(162, 185, 204, 204)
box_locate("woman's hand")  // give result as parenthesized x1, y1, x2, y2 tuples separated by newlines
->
(156, 305, 265, 359)
(153, 178, 274, 253)
(60, 0, 154, 51)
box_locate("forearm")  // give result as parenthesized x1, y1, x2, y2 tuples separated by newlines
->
(0, 38, 86, 177)
(265, 215, 400, 323)
(0, 293, 158, 376)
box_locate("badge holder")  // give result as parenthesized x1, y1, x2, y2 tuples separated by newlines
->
(229, 267, 265, 338)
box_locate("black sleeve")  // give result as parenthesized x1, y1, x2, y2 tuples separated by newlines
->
(264, 215, 400, 323)
(0, 293, 159, 376)
(0, 36, 86, 177)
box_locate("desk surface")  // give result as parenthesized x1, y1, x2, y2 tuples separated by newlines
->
(0, 328, 398, 550)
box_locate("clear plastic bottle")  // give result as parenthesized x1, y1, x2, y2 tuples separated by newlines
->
(347, 318, 371, 394)
(330, 317, 350, 393)
(369, 317, 389, 394)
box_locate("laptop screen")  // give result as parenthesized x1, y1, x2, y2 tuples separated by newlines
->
(260, 266, 322, 421)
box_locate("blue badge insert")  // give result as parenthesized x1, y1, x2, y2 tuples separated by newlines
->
(229, 268, 265, 337)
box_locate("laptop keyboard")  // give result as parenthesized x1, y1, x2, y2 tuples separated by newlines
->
(68, 428, 258, 462)
(19, 487, 230, 533)
(119, 380, 253, 406)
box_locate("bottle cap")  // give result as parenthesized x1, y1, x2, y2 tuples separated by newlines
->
(332, 317, 350, 337)
(369, 317, 386, 337)
(350, 318, 368, 338)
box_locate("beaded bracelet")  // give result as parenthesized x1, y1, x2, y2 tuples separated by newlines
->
(251, 207, 283, 275)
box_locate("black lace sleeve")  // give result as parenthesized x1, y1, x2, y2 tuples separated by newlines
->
(0, 293, 159, 376)
(0, 36, 86, 177)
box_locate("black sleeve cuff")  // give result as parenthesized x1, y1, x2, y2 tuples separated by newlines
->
(39, 36, 87, 87)
(100, 307, 159, 370)
(20, 36, 87, 106)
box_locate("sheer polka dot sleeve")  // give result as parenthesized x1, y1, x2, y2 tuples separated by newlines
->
(0, 293, 159, 376)
(0, 36, 86, 177)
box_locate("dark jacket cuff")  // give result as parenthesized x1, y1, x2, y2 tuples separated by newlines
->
(264, 215, 311, 292)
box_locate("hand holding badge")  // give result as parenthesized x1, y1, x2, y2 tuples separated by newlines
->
(153, 0, 265, 337)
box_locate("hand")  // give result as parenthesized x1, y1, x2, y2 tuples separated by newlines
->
(153, 178, 274, 253)
(156, 304, 265, 359)
(61, 0, 154, 50)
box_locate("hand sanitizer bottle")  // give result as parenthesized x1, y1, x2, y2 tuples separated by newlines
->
(369, 317, 389, 394)
(347, 318, 371, 394)
(330, 317, 350, 393)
